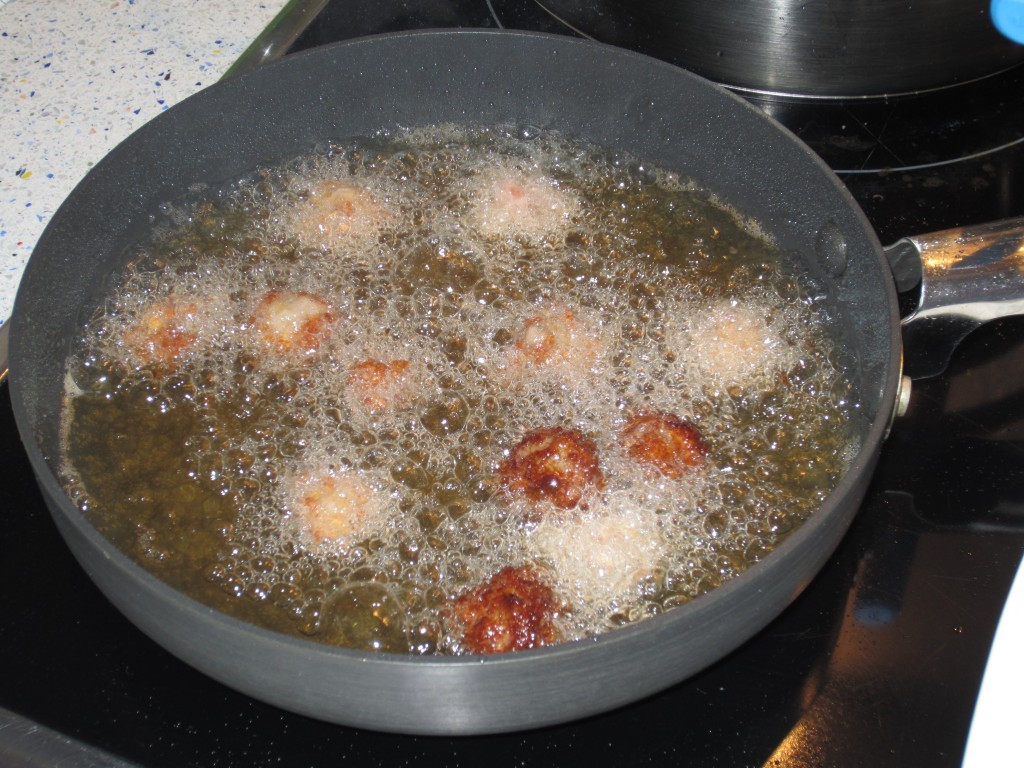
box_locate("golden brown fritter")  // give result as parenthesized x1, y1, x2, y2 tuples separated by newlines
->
(452, 566, 560, 654)
(124, 297, 200, 372)
(619, 411, 706, 479)
(251, 290, 335, 357)
(499, 426, 605, 511)
(346, 359, 414, 414)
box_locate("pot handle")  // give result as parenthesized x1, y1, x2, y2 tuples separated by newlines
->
(884, 216, 1024, 379)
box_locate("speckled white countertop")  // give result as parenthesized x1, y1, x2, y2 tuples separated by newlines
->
(0, 0, 289, 327)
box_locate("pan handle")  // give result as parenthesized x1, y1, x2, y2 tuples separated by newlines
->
(884, 216, 1024, 379)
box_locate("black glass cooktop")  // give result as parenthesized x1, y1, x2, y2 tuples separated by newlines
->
(2, 2, 1023, 766)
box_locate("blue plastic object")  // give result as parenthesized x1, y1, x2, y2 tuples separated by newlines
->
(992, 0, 1024, 44)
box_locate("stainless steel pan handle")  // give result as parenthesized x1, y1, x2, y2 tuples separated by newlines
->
(885, 217, 1024, 379)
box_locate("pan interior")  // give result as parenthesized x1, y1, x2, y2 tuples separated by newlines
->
(9, 30, 897, 680)
(53, 117, 866, 655)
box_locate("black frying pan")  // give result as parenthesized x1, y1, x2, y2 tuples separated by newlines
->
(7, 30, 915, 734)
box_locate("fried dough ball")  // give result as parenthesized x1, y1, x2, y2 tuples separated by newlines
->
(531, 504, 667, 607)
(251, 290, 334, 358)
(683, 300, 799, 391)
(499, 426, 605, 512)
(124, 296, 213, 373)
(471, 170, 580, 241)
(451, 565, 560, 654)
(620, 412, 706, 479)
(286, 180, 386, 250)
(345, 358, 416, 414)
(502, 302, 605, 383)
(289, 468, 387, 550)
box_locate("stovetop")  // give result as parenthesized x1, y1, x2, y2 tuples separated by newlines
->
(2, 2, 1024, 766)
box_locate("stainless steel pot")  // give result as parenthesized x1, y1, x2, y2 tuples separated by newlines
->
(536, 0, 1024, 97)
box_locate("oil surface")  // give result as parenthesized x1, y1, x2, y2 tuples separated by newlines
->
(61, 126, 858, 654)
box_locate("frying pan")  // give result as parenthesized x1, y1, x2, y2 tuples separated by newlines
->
(7, 30, 1020, 735)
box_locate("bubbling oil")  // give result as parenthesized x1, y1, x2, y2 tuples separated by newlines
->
(61, 125, 859, 655)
